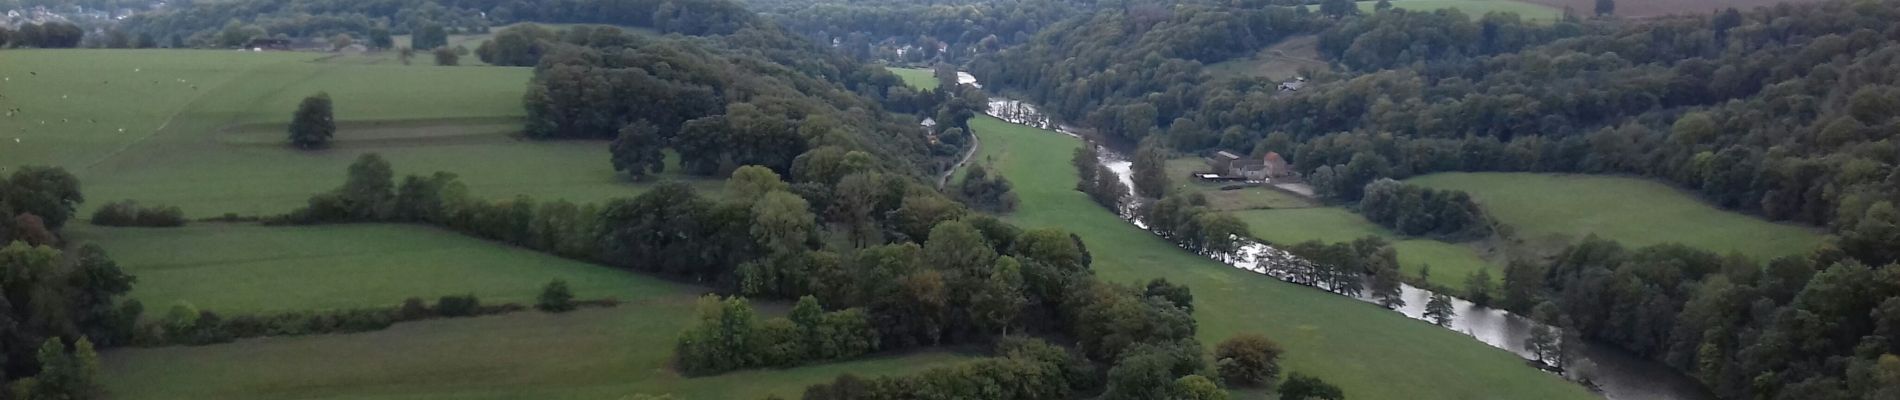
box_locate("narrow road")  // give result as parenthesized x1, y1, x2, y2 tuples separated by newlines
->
(936, 125, 981, 189)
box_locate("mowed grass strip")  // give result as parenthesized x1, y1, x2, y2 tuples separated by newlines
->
(887, 67, 939, 91)
(1407, 172, 1827, 259)
(967, 116, 1594, 400)
(1356, 0, 1565, 20)
(67, 223, 674, 314)
(101, 291, 972, 400)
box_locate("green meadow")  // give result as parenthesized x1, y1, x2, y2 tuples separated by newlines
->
(67, 223, 674, 314)
(0, 49, 711, 218)
(966, 116, 1594, 400)
(887, 67, 939, 91)
(1356, 0, 1564, 20)
(1408, 172, 1827, 259)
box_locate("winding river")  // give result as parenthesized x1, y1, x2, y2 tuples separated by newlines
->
(971, 73, 1714, 400)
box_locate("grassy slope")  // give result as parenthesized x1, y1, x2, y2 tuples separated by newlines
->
(0, 50, 712, 217)
(67, 223, 674, 314)
(1408, 172, 1827, 259)
(887, 67, 939, 91)
(1356, 0, 1564, 20)
(968, 116, 1593, 400)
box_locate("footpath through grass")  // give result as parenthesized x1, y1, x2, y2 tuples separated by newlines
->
(968, 116, 1594, 400)
(1408, 172, 1827, 259)
(1, 49, 707, 218)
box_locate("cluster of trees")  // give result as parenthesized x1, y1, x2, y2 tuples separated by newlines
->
(0, 167, 137, 399)
(674, 295, 877, 375)
(952, 165, 1017, 212)
(88, 200, 185, 227)
(1142, 192, 1250, 258)
(0, 22, 84, 48)
(1072, 146, 1128, 209)
(279, 150, 1274, 396)
(1356, 179, 1488, 239)
(1, 166, 85, 245)
(518, 24, 945, 178)
(1482, 236, 1900, 399)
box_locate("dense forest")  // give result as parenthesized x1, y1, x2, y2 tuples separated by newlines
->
(745, 0, 1086, 64)
(974, 0, 1900, 398)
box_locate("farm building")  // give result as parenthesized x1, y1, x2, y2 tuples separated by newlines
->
(1205, 151, 1296, 181)
(1207, 151, 1248, 175)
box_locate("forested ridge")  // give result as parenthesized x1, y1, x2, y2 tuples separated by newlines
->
(974, 0, 1900, 398)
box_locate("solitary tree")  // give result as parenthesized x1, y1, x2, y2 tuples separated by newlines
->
(288, 92, 334, 149)
(368, 27, 393, 49)
(1425, 293, 1456, 326)
(432, 47, 459, 66)
(1463, 269, 1495, 307)
(1215, 333, 1284, 387)
(1594, 0, 1615, 16)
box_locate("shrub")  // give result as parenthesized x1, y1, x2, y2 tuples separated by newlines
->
(435, 294, 481, 317)
(536, 279, 575, 313)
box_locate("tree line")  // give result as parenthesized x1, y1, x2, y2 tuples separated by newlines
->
(748, 0, 1087, 65)
(0, 21, 85, 48)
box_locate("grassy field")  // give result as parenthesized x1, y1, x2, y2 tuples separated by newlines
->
(1204, 35, 1329, 81)
(1233, 207, 1497, 289)
(66, 223, 679, 314)
(1408, 172, 1827, 260)
(1357, 0, 1564, 20)
(101, 285, 972, 400)
(967, 116, 1593, 400)
(887, 67, 939, 91)
(0, 50, 711, 218)
(81, 222, 973, 399)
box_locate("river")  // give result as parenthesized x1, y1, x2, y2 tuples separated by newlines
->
(973, 79, 1715, 400)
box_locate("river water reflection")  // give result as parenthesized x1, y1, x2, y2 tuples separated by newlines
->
(978, 89, 1714, 400)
